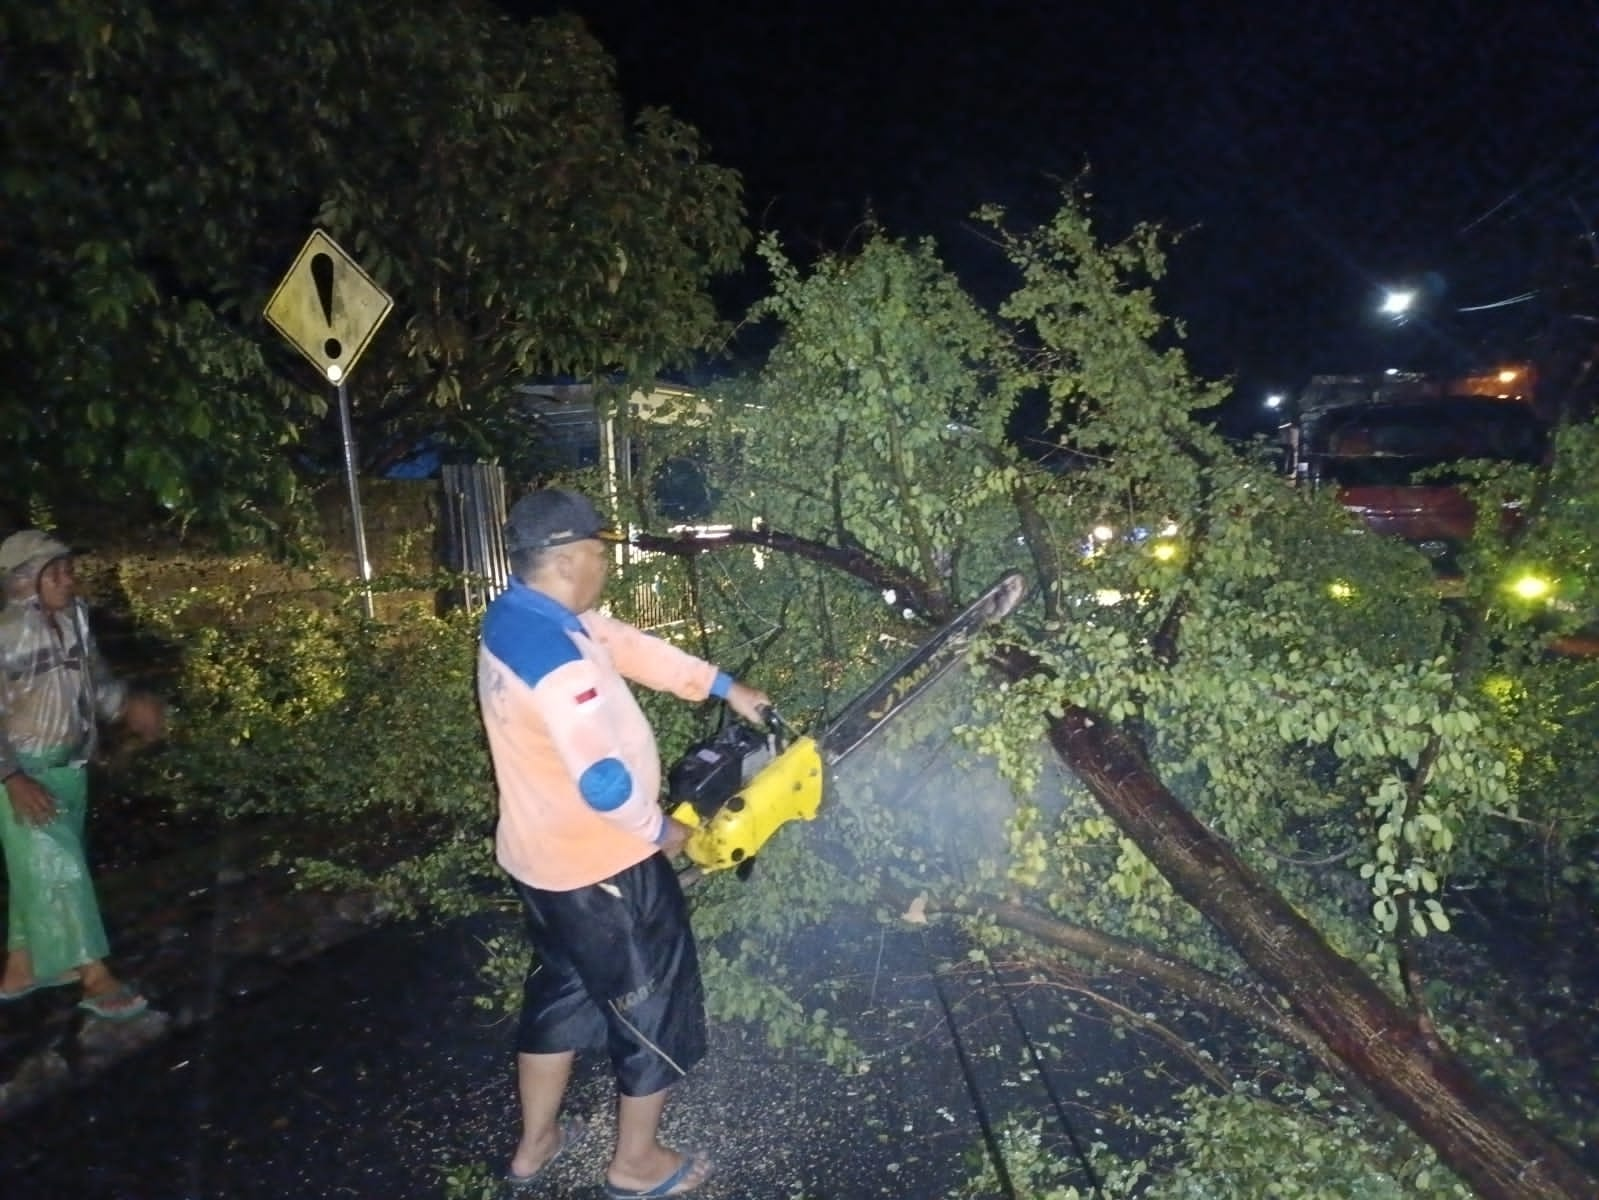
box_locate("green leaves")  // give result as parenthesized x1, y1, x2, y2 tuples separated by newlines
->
(731, 233, 1025, 598)
(79, 163, 1599, 1198)
(3, 0, 745, 536)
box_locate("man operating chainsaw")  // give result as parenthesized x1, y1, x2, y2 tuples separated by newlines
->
(477, 487, 770, 1198)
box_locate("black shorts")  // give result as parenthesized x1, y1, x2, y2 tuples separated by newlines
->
(512, 852, 707, 1097)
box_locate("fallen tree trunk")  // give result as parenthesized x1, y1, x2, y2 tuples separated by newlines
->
(634, 528, 947, 620)
(990, 643, 1599, 1200)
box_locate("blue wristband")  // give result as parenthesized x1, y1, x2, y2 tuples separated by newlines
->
(710, 671, 733, 699)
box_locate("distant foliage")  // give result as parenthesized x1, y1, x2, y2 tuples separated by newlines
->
(126, 573, 499, 916)
(1, 0, 744, 535)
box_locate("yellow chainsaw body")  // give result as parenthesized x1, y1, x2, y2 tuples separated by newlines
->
(672, 736, 824, 872)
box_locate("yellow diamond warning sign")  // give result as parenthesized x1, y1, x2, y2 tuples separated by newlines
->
(264, 229, 393, 384)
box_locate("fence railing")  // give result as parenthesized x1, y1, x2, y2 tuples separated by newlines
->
(440, 464, 695, 631)
(440, 463, 510, 611)
(615, 566, 694, 631)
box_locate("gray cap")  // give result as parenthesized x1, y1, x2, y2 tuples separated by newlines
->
(0, 530, 73, 575)
(504, 489, 621, 554)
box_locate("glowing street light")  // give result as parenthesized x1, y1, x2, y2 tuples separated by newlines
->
(1379, 289, 1417, 317)
(1265, 393, 1285, 410)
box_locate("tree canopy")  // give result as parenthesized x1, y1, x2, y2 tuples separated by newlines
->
(1, 0, 745, 534)
(615, 204, 1599, 1198)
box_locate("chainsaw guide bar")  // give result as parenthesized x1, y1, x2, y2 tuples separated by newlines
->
(817, 571, 1027, 766)
(670, 572, 1027, 876)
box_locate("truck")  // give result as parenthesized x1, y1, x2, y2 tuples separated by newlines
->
(1279, 364, 1599, 655)
(1280, 364, 1547, 580)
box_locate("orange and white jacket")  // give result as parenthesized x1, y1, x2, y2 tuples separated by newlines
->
(477, 579, 730, 891)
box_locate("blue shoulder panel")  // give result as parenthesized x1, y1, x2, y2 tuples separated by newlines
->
(481, 592, 583, 690)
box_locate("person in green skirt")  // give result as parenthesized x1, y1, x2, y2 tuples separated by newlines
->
(0, 530, 166, 1020)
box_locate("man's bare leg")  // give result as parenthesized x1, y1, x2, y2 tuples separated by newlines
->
(606, 1087, 711, 1194)
(509, 1050, 576, 1179)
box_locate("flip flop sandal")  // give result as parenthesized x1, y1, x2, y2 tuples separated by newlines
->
(77, 985, 149, 1022)
(602, 1152, 712, 1198)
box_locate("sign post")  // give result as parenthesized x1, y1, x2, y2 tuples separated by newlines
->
(264, 230, 394, 618)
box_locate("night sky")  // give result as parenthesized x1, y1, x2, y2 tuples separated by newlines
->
(510, 0, 1599, 422)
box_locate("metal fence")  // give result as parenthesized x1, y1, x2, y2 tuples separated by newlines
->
(615, 550, 694, 631)
(438, 462, 693, 631)
(440, 463, 510, 611)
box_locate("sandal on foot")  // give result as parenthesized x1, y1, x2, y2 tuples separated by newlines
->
(78, 985, 149, 1021)
(506, 1115, 588, 1187)
(602, 1152, 712, 1199)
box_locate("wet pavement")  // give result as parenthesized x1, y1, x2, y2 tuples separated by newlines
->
(0, 729, 1163, 1200)
(0, 900, 1144, 1200)
(0, 810, 386, 1124)
(2, 807, 1593, 1199)
(6, 752, 1588, 1198)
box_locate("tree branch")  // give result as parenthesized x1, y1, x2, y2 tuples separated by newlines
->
(997, 452, 1063, 622)
(1149, 435, 1219, 668)
(906, 886, 1333, 1065)
(632, 527, 951, 622)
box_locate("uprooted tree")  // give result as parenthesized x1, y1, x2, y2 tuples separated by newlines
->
(613, 204, 1599, 1198)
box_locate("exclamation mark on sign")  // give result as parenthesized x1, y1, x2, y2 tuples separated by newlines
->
(310, 252, 343, 363)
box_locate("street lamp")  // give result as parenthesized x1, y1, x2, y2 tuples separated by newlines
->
(1379, 289, 1417, 317)
(1265, 393, 1285, 410)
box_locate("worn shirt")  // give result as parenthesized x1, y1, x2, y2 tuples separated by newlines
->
(478, 580, 730, 892)
(0, 596, 127, 776)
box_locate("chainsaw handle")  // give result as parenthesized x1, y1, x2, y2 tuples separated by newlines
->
(758, 705, 790, 736)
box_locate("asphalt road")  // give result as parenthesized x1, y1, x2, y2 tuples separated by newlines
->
(0, 911, 1137, 1200)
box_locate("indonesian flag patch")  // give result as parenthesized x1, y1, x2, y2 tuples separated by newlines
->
(574, 687, 600, 707)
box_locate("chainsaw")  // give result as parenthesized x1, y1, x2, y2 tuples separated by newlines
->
(667, 572, 1027, 876)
